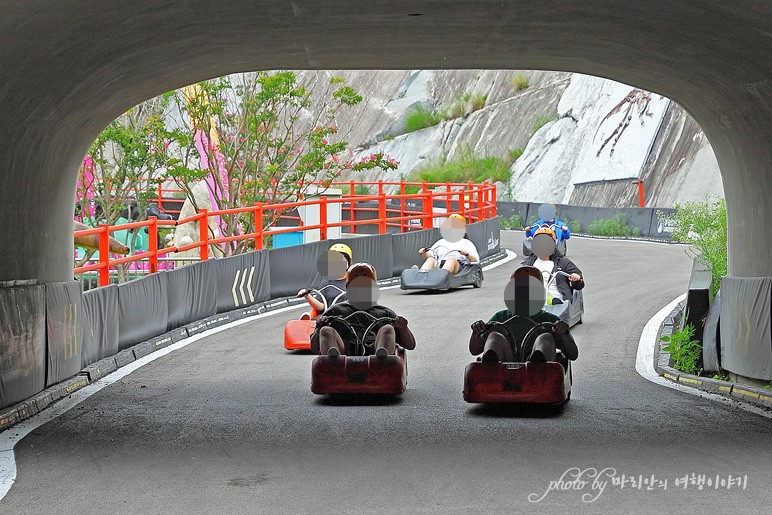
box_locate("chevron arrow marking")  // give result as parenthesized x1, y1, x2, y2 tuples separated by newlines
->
(232, 269, 241, 306)
(239, 266, 249, 305)
(246, 266, 255, 303)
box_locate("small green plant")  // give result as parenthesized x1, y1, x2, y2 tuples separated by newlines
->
(587, 213, 631, 236)
(509, 72, 529, 91)
(567, 219, 582, 233)
(469, 94, 487, 112)
(764, 381, 772, 390)
(661, 197, 727, 297)
(712, 371, 731, 381)
(508, 147, 524, 163)
(531, 114, 554, 135)
(632, 226, 641, 237)
(509, 213, 523, 229)
(528, 215, 539, 225)
(661, 322, 702, 376)
(405, 106, 443, 133)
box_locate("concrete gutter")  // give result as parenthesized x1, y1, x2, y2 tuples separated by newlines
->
(655, 301, 772, 411)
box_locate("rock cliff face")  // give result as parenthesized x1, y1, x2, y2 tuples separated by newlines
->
(300, 70, 724, 207)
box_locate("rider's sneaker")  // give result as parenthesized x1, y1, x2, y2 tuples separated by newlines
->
(327, 346, 340, 358)
(375, 346, 389, 357)
(481, 349, 499, 363)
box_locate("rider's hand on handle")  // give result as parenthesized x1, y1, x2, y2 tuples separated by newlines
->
(552, 320, 569, 334)
(568, 273, 581, 282)
(562, 226, 569, 231)
(393, 316, 408, 330)
(297, 288, 310, 298)
(418, 247, 428, 255)
(471, 320, 487, 335)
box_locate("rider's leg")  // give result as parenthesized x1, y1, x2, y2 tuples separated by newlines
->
(374, 324, 396, 355)
(420, 257, 437, 271)
(319, 326, 346, 356)
(481, 330, 514, 362)
(529, 333, 557, 362)
(441, 257, 460, 274)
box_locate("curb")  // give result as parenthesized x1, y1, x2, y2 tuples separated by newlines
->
(655, 301, 772, 410)
(1, 250, 511, 432)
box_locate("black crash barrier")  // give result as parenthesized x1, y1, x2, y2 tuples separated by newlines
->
(117, 273, 169, 350)
(213, 249, 271, 313)
(166, 260, 216, 329)
(0, 283, 46, 409)
(702, 290, 721, 373)
(344, 234, 394, 281)
(269, 240, 330, 298)
(45, 281, 83, 387)
(390, 228, 441, 276)
(496, 201, 678, 240)
(466, 217, 501, 259)
(81, 284, 120, 367)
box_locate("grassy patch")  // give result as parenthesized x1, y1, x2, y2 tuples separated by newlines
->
(408, 149, 512, 185)
(567, 219, 582, 233)
(499, 213, 524, 230)
(405, 106, 443, 133)
(587, 213, 631, 236)
(509, 72, 529, 91)
(469, 94, 487, 112)
(508, 147, 524, 163)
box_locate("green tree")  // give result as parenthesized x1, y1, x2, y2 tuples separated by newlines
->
(169, 72, 397, 255)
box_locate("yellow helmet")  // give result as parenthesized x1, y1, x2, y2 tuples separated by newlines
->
(329, 243, 352, 265)
(449, 213, 466, 223)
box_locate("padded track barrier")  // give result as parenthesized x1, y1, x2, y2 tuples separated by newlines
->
(466, 217, 501, 259)
(702, 290, 721, 373)
(269, 240, 330, 298)
(166, 260, 216, 329)
(344, 234, 394, 281)
(719, 276, 772, 381)
(81, 284, 119, 367)
(213, 250, 271, 313)
(0, 284, 46, 409)
(117, 273, 169, 350)
(45, 281, 83, 387)
(390, 228, 441, 275)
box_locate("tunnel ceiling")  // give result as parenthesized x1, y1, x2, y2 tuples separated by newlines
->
(1, 1, 771, 282)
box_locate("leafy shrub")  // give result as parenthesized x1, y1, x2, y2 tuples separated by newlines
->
(587, 213, 631, 236)
(660, 197, 726, 297)
(354, 184, 371, 195)
(405, 106, 443, 133)
(661, 322, 702, 375)
(567, 219, 582, 233)
(531, 114, 554, 135)
(509, 72, 529, 91)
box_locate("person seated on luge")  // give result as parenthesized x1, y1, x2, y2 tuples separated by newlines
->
(525, 202, 570, 242)
(416, 213, 480, 274)
(468, 266, 578, 363)
(297, 243, 352, 319)
(521, 227, 584, 305)
(311, 263, 417, 357)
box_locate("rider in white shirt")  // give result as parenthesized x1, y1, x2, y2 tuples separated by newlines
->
(418, 214, 480, 274)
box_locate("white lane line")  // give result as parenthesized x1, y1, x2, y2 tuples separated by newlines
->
(0, 250, 519, 500)
(636, 294, 772, 419)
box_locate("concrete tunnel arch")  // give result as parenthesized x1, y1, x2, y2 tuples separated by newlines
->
(0, 2, 771, 378)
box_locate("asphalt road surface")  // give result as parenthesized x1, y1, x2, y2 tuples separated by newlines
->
(2, 232, 770, 514)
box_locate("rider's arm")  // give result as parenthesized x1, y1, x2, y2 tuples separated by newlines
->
(469, 325, 487, 355)
(396, 326, 416, 350)
(561, 259, 585, 289)
(305, 293, 324, 312)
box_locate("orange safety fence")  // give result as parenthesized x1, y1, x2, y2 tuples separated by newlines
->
(74, 180, 497, 287)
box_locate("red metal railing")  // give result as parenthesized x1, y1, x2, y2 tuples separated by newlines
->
(74, 180, 497, 287)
